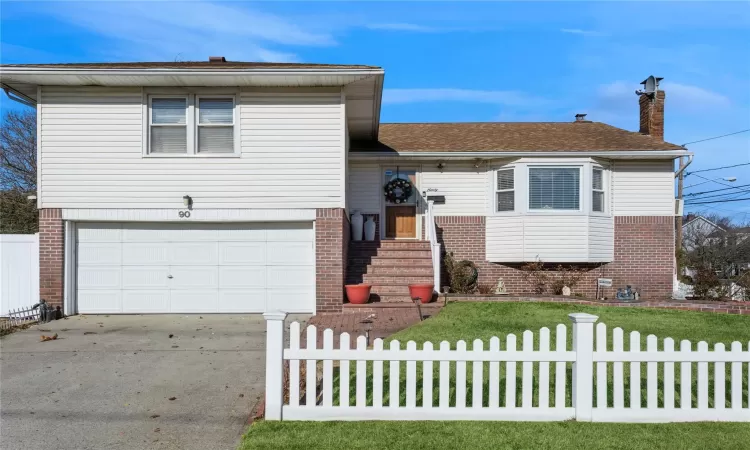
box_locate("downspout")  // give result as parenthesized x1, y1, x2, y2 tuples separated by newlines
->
(674, 153, 693, 178)
(1, 83, 37, 107)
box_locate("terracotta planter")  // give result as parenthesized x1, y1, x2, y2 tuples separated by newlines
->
(345, 284, 372, 304)
(408, 284, 435, 304)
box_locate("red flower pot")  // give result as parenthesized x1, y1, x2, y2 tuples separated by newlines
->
(408, 284, 435, 304)
(345, 284, 372, 304)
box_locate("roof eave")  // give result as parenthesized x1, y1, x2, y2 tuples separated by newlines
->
(349, 150, 691, 160)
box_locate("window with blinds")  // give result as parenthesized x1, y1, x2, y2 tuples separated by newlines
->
(197, 98, 234, 154)
(528, 167, 580, 210)
(592, 167, 605, 212)
(150, 98, 187, 154)
(495, 168, 514, 212)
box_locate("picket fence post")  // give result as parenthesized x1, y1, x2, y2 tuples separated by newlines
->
(263, 311, 288, 421)
(569, 313, 598, 422)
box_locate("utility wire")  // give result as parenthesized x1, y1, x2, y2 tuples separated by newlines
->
(685, 196, 750, 205)
(692, 174, 748, 192)
(686, 162, 750, 175)
(685, 183, 750, 197)
(681, 129, 750, 146)
(685, 190, 750, 202)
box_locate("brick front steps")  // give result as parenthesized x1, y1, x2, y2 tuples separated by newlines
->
(346, 240, 434, 304)
(442, 295, 750, 315)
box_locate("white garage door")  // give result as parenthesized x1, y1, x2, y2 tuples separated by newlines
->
(76, 222, 315, 314)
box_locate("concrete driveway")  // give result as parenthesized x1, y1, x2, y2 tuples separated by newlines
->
(1, 314, 307, 450)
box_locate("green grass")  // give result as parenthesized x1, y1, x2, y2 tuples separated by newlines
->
(240, 421, 750, 450)
(239, 302, 750, 449)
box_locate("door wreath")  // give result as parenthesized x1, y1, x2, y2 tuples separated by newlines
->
(383, 178, 413, 204)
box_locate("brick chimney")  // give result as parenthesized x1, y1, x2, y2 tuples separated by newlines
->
(637, 75, 665, 140)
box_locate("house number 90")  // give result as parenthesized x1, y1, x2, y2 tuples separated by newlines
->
(178, 211, 191, 218)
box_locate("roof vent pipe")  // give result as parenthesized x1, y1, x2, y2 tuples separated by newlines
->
(575, 113, 588, 122)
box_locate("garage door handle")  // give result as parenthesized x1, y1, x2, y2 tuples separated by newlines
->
(167, 275, 173, 279)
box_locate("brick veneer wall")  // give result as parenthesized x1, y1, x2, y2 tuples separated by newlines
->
(316, 208, 349, 313)
(39, 208, 64, 310)
(436, 215, 674, 300)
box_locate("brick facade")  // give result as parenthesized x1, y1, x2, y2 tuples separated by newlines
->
(39, 208, 64, 310)
(316, 208, 349, 313)
(436, 215, 675, 300)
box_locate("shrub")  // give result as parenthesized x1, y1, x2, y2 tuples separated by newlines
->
(444, 252, 478, 294)
(521, 259, 548, 295)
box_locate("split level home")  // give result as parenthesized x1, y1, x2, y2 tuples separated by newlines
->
(0, 58, 690, 315)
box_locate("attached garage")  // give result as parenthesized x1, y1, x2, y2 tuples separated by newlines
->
(74, 222, 315, 314)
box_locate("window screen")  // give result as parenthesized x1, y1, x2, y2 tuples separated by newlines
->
(197, 98, 234, 153)
(529, 167, 580, 210)
(150, 98, 187, 154)
(592, 168, 605, 212)
(496, 168, 515, 212)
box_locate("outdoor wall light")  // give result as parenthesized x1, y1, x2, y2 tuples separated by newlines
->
(183, 195, 193, 210)
(436, 161, 445, 172)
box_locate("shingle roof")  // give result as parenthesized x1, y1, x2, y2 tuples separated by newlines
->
(353, 122, 684, 152)
(0, 61, 380, 70)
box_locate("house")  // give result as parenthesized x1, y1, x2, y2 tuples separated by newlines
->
(681, 214, 725, 252)
(0, 59, 690, 315)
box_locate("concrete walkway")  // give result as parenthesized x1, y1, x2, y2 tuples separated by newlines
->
(0, 314, 307, 450)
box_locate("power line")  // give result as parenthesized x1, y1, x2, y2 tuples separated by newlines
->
(685, 183, 750, 197)
(681, 129, 750, 146)
(686, 162, 750, 175)
(685, 196, 750, 205)
(692, 174, 749, 193)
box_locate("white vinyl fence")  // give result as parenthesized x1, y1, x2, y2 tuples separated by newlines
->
(0, 234, 39, 316)
(263, 312, 750, 423)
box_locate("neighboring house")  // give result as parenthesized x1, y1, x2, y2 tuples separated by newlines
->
(0, 60, 689, 315)
(681, 214, 725, 252)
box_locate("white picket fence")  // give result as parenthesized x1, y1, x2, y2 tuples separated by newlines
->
(263, 312, 750, 423)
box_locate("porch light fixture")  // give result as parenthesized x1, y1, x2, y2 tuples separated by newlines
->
(436, 161, 445, 172)
(183, 195, 193, 210)
(473, 158, 483, 169)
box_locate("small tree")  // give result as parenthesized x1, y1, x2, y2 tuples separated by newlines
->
(0, 109, 37, 233)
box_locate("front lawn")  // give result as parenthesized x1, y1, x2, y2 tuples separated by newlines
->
(240, 302, 750, 449)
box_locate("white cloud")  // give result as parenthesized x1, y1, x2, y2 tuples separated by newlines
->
(560, 28, 607, 37)
(383, 88, 546, 107)
(33, 2, 336, 62)
(366, 23, 440, 33)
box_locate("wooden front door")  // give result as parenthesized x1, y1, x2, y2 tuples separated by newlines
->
(386, 206, 417, 238)
(384, 169, 417, 239)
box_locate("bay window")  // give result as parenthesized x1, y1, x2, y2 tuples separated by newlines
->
(528, 167, 581, 210)
(495, 168, 515, 212)
(592, 167, 605, 212)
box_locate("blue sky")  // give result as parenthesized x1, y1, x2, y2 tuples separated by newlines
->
(1, 1, 749, 219)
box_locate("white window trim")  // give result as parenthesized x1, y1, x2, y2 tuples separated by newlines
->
(494, 166, 516, 214)
(143, 92, 240, 158)
(526, 165, 583, 214)
(592, 166, 607, 214)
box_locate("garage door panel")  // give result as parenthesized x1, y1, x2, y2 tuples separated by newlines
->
(266, 242, 313, 265)
(217, 226, 266, 241)
(170, 266, 219, 288)
(218, 242, 266, 265)
(266, 225, 313, 242)
(169, 227, 219, 242)
(78, 243, 121, 265)
(169, 242, 218, 265)
(78, 266, 121, 289)
(78, 290, 121, 312)
(122, 225, 175, 242)
(122, 243, 169, 266)
(122, 290, 170, 313)
(122, 267, 170, 289)
(170, 290, 219, 312)
(77, 224, 122, 242)
(267, 266, 314, 287)
(219, 290, 265, 313)
(219, 266, 265, 288)
(267, 289, 314, 313)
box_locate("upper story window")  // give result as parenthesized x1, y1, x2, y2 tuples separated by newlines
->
(529, 167, 580, 210)
(592, 167, 605, 212)
(495, 168, 515, 212)
(147, 94, 238, 156)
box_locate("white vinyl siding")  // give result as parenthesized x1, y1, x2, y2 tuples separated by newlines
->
(38, 87, 345, 209)
(348, 163, 381, 214)
(486, 214, 613, 263)
(612, 160, 675, 216)
(419, 162, 486, 215)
